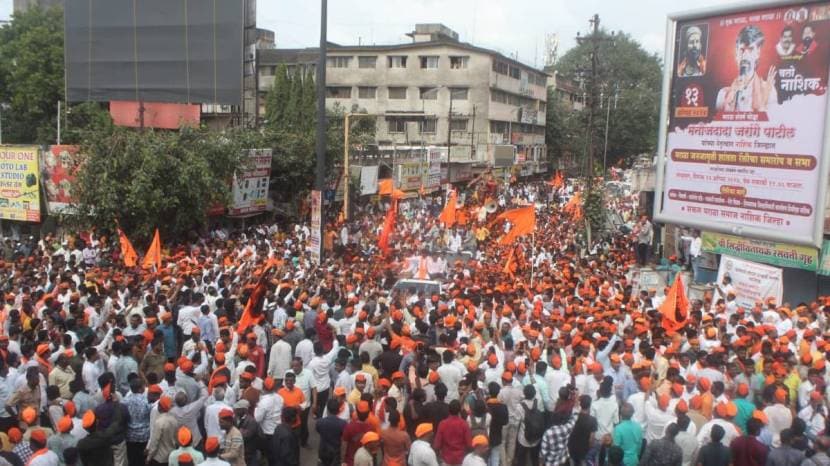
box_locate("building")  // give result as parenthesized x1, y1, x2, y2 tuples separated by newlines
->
(13, 0, 62, 12)
(257, 24, 548, 183)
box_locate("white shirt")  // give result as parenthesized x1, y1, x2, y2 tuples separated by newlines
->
(591, 396, 619, 438)
(690, 237, 702, 257)
(437, 364, 462, 402)
(200, 458, 230, 466)
(644, 401, 677, 442)
(177, 305, 201, 335)
(627, 391, 647, 425)
(408, 439, 440, 466)
(764, 403, 793, 448)
(295, 340, 314, 367)
(255, 392, 283, 435)
(461, 453, 487, 466)
(696, 418, 739, 446)
(204, 400, 230, 441)
(307, 342, 340, 392)
(267, 340, 292, 379)
(82, 360, 102, 395)
(29, 450, 60, 466)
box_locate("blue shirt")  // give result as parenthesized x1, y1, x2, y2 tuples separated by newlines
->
(160, 323, 177, 359)
(123, 392, 152, 442)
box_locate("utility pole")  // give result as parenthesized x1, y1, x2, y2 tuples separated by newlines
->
(602, 86, 618, 178)
(576, 14, 601, 191)
(57, 101, 61, 145)
(446, 89, 453, 190)
(314, 0, 328, 261)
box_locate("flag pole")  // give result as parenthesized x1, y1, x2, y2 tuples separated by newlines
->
(530, 232, 536, 288)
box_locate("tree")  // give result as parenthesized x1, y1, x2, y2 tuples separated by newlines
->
(71, 121, 247, 242)
(548, 30, 662, 169)
(0, 6, 64, 144)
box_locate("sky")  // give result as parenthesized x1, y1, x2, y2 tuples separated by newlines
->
(0, 0, 739, 68)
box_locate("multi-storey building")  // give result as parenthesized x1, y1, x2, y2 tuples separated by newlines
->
(257, 24, 548, 182)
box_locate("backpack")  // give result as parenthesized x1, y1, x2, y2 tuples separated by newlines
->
(470, 414, 488, 437)
(522, 400, 545, 443)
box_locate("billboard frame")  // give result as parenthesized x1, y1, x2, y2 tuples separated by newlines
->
(652, 0, 830, 248)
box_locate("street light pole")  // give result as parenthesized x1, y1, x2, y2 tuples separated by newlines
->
(447, 89, 453, 189)
(314, 0, 328, 260)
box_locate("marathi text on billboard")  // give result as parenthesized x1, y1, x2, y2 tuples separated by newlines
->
(309, 190, 322, 263)
(701, 231, 818, 271)
(228, 149, 272, 217)
(657, 2, 830, 245)
(0, 146, 40, 222)
(716, 255, 783, 310)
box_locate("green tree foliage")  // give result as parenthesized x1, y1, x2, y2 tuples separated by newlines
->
(71, 120, 248, 242)
(263, 67, 374, 202)
(0, 6, 64, 144)
(547, 30, 662, 169)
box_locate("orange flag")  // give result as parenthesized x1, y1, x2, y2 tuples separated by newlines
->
(661, 275, 690, 332)
(391, 189, 407, 200)
(491, 206, 536, 245)
(236, 265, 274, 334)
(564, 192, 582, 215)
(142, 229, 162, 270)
(503, 248, 515, 277)
(416, 257, 428, 279)
(378, 179, 394, 195)
(117, 228, 138, 267)
(378, 199, 397, 255)
(439, 190, 458, 227)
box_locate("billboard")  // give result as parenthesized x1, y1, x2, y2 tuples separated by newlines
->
(701, 230, 818, 271)
(654, 2, 830, 247)
(0, 146, 40, 222)
(42, 145, 82, 214)
(228, 149, 271, 217)
(309, 190, 322, 263)
(109, 101, 200, 129)
(64, 0, 243, 105)
(716, 255, 783, 309)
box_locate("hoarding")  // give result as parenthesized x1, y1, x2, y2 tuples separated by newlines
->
(228, 149, 271, 217)
(109, 101, 200, 129)
(654, 2, 830, 247)
(65, 0, 243, 105)
(309, 190, 322, 263)
(701, 231, 818, 271)
(42, 145, 82, 214)
(716, 255, 783, 309)
(0, 146, 40, 222)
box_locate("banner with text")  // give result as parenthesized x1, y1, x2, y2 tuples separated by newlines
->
(228, 149, 271, 217)
(0, 146, 40, 222)
(716, 255, 783, 309)
(702, 231, 818, 271)
(819, 240, 830, 275)
(42, 145, 82, 214)
(658, 3, 830, 245)
(309, 190, 322, 263)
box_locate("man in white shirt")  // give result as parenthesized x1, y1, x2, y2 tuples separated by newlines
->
(204, 387, 231, 441)
(437, 351, 462, 402)
(409, 423, 439, 466)
(82, 347, 103, 395)
(267, 330, 292, 384)
(306, 340, 340, 417)
(689, 231, 702, 283)
(254, 377, 282, 464)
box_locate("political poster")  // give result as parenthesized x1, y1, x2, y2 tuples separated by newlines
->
(0, 146, 40, 222)
(716, 255, 783, 309)
(228, 149, 271, 217)
(42, 145, 82, 214)
(309, 190, 322, 263)
(656, 2, 830, 246)
(701, 231, 818, 271)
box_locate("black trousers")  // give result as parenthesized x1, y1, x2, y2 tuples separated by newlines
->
(513, 443, 540, 466)
(299, 407, 310, 446)
(258, 433, 275, 466)
(316, 389, 330, 418)
(637, 243, 649, 266)
(127, 441, 147, 466)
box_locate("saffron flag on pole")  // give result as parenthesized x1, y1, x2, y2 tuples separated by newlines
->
(503, 248, 516, 277)
(438, 190, 458, 227)
(491, 206, 536, 245)
(236, 265, 274, 334)
(141, 228, 162, 270)
(117, 228, 138, 267)
(378, 179, 394, 196)
(661, 274, 690, 333)
(378, 199, 397, 255)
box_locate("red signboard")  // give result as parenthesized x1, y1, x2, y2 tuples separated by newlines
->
(110, 101, 200, 129)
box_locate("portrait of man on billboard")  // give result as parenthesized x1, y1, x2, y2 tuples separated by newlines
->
(716, 25, 777, 112)
(677, 25, 707, 77)
(776, 26, 796, 57)
(799, 24, 818, 55)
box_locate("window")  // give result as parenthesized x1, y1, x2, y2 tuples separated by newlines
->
(388, 87, 407, 99)
(492, 61, 508, 75)
(358, 87, 376, 99)
(420, 118, 437, 134)
(449, 87, 468, 100)
(419, 56, 439, 69)
(326, 56, 352, 68)
(260, 66, 276, 76)
(326, 86, 352, 98)
(509, 65, 521, 79)
(450, 56, 469, 69)
(388, 56, 408, 68)
(358, 56, 377, 68)
(450, 119, 468, 131)
(420, 87, 439, 100)
(387, 118, 407, 133)
(490, 121, 508, 135)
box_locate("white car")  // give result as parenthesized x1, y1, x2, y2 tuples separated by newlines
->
(391, 278, 442, 298)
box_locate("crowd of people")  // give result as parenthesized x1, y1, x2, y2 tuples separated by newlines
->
(0, 176, 824, 466)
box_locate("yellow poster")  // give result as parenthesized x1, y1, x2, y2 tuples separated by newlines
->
(0, 146, 41, 222)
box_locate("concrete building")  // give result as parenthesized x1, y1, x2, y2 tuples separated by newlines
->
(13, 0, 62, 12)
(257, 24, 548, 181)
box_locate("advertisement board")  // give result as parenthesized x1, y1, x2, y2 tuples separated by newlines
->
(0, 146, 40, 222)
(716, 255, 783, 309)
(42, 145, 82, 214)
(654, 2, 830, 247)
(309, 190, 322, 263)
(702, 231, 818, 271)
(819, 239, 830, 275)
(228, 149, 271, 217)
